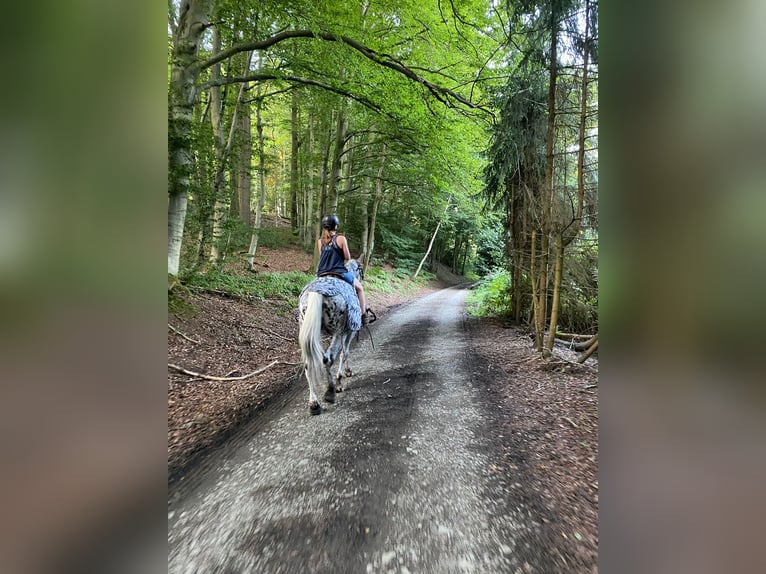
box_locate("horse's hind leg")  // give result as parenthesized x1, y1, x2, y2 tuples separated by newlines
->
(305, 350, 324, 414)
(323, 333, 344, 368)
(335, 332, 354, 392)
(322, 334, 340, 403)
(305, 368, 322, 415)
(323, 362, 336, 403)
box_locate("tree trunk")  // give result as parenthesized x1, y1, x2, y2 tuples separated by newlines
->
(209, 83, 251, 263)
(414, 197, 451, 279)
(303, 117, 315, 246)
(328, 106, 347, 213)
(572, 0, 591, 239)
(460, 240, 469, 275)
(359, 131, 375, 257)
(365, 143, 386, 270)
(206, 27, 226, 264)
(535, 11, 559, 350)
(318, 117, 333, 217)
(272, 134, 281, 218)
(236, 101, 252, 225)
(452, 236, 462, 273)
(508, 177, 522, 323)
(313, 118, 334, 268)
(340, 134, 354, 208)
(530, 229, 541, 348)
(208, 41, 252, 265)
(413, 220, 441, 280)
(544, 231, 565, 355)
(247, 82, 267, 270)
(534, 232, 549, 350)
(360, 173, 370, 255)
(192, 151, 208, 268)
(289, 90, 300, 230)
(168, 0, 213, 276)
(519, 193, 531, 323)
(577, 335, 598, 363)
(556, 0, 591, 250)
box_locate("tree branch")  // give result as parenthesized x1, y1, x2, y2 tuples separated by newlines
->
(195, 29, 491, 116)
(168, 360, 285, 381)
(168, 323, 201, 344)
(200, 72, 384, 115)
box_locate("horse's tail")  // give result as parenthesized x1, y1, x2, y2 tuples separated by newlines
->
(299, 291, 325, 387)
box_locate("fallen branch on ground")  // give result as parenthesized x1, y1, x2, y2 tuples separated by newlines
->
(168, 360, 282, 381)
(168, 323, 201, 344)
(562, 416, 579, 428)
(263, 327, 295, 343)
(577, 336, 599, 363)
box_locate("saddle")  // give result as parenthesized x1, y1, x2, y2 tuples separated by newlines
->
(300, 276, 362, 331)
(319, 271, 347, 281)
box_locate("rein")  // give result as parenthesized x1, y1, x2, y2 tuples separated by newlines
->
(359, 308, 377, 349)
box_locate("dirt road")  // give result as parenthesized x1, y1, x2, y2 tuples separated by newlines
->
(168, 287, 548, 573)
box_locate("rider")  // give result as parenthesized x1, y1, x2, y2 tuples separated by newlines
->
(317, 214, 371, 325)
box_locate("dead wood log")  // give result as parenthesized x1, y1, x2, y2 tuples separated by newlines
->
(577, 336, 599, 363)
(574, 333, 598, 352)
(555, 332, 595, 341)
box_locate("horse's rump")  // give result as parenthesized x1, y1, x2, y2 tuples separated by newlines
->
(298, 276, 362, 332)
(297, 259, 365, 414)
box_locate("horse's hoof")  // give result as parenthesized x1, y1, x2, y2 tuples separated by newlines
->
(336, 385, 344, 393)
(324, 388, 336, 403)
(309, 402, 321, 415)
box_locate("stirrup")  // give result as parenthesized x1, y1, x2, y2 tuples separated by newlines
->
(362, 308, 377, 325)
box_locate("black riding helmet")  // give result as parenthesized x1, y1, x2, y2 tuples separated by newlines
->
(321, 214, 340, 230)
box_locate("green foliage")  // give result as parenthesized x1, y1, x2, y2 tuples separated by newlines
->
(363, 265, 434, 296)
(465, 269, 512, 318)
(484, 71, 547, 212)
(169, 0, 596, 333)
(474, 224, 506, 276)
(377, 224, 424, 272)
(184, 269, 315, 301)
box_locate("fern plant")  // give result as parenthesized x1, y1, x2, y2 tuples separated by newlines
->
(465, 269, 512, 317)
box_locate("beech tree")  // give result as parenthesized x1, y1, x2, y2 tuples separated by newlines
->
(168, 0, 494, 277)
(168, 0, 597, 344)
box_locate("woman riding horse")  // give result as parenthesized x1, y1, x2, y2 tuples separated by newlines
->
(317, 214, 371, 325)
(297, 215, 374, 414)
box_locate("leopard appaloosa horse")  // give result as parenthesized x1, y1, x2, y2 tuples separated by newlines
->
(297, 256, 365, 415)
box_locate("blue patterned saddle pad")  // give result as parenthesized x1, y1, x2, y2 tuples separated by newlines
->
(299, 276, 362, 332)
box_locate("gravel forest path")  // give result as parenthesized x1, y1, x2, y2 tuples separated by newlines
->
(168, 286, 556, 573)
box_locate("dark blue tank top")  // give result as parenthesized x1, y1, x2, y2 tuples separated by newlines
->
(317, 235, 348, 277)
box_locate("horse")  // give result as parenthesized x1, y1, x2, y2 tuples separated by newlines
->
(297, 255, 365, 415)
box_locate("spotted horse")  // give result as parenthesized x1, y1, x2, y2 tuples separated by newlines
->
(297, 256, 367, 415)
